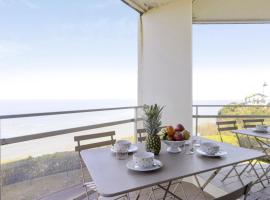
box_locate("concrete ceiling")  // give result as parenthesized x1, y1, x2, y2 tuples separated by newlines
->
(122, 0, 176, 14)
(123, 0, 270, 23)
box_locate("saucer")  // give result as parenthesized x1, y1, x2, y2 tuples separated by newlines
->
(126, 159, 163, 172)
(111, 144, 138, 153)
(196, 148, 227, 157)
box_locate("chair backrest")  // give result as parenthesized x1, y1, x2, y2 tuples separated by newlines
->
(74, 131, 116, 152)
(216, 120, 237, 132)
(137, 126, 166, 142)
(214, 182, 252, 200)
(243, 119, 264, 128)
(137, 128, 147, 142)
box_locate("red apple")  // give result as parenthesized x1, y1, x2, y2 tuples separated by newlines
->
(175, 124, 185, 132)
(174, 132, 184, 141)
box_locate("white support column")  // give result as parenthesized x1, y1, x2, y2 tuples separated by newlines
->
(138, 0, 193, 130)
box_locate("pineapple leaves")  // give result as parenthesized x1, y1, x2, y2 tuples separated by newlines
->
(143, 104, 164, 135)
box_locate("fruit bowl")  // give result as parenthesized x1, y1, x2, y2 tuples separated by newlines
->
(162, 140, 186, 153)
(161, 124, 191, 153)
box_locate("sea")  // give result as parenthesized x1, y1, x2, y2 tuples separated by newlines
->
(0, 99, 234, 163)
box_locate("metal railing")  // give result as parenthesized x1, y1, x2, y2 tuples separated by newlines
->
(1, 104, 270, 144)
(0, 106, 143, 145)
(1, 104, 269, 144)
(193, 104, 270, 135)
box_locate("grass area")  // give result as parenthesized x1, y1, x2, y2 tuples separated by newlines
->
(2, 169, 81, 200)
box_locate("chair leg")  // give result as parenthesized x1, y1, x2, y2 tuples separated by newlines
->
(85, 187, 90, 200)
(218, 132, 223, 143)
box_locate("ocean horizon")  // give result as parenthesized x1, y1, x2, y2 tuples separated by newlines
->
(0, 99, 238, 138)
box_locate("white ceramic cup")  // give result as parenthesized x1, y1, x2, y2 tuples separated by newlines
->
(201, 142, 220, 155)
(133, 152, 154, 168)
(256, 125, 268, 132)
(114, 140, 131, 151)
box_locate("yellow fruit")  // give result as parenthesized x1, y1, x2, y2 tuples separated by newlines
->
(182, 130, 190, 140)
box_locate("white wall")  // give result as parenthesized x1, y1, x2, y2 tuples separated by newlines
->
(193, 0, 270, 23)
(138, 0, 193, 131)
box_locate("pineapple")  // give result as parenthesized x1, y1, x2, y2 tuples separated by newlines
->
(143, 104, 164, 155)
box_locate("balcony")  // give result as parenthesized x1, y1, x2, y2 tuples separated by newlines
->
(1, 104, 270, 200)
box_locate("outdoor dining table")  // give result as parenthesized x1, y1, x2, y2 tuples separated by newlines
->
(80, 136, 265, 199)
(233, 129, 270, 187)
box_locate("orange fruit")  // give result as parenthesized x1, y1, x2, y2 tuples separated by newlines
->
(166, 126, 175, 136)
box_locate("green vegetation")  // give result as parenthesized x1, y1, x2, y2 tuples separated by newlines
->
(2, 169, 81, 200)
(204, 135, 238, 146)
(218, 104, 270, 128)
(199, 104, 270, 145)
(2, 151, 80, 186)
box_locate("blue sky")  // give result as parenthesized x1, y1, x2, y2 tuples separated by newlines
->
(0, 0, 269, 101)
(0, 0, 138, 99)
(193, 24, 270, 101)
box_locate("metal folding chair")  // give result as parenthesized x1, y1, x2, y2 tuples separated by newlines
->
(137, 128, 147, 142)
(214, 182, 252, 200)
(137, 126, 166, 143)
(216, 120, 237, 143)
(241, 119, 265, 149)
(74, 131, 130, 200)
(243, 119, 264, 128)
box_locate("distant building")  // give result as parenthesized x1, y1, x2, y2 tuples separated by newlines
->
(244, 93, 269, 105)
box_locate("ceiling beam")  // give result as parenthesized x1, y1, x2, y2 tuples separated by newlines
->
(121, 0, 146, 14)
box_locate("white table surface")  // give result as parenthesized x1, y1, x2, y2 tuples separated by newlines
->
(80, 137, 264, 197)
(233, 128, 270, 140)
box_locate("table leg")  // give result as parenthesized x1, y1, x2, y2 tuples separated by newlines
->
(233, 166, 244, 186)
(221, 164, 236, 182)
(253, 166, 270, 187)
(192, 168, 221, 200)
(254, 137, 270, 184)
(148, 187, 157, 200)
(162, 181, 172, 200)
(249, 159, 266, 188)
(239, 161, 252, 176)
(193, 175, 207, 200)
(221, 133, 250, 183)
(157, 182, 183, 200)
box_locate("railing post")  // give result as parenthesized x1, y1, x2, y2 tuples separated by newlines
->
(195, 106, 199, 136)
(134, 107, 138, 143)
(0, 119, 2, 199)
